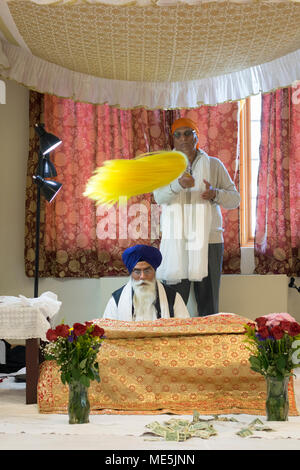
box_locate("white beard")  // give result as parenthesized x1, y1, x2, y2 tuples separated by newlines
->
(132, 279, 157, 321)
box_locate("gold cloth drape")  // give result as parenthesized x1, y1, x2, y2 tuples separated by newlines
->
(37, 315, 299, 416)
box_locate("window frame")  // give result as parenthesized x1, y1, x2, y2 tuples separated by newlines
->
(239, 98, 255, 247)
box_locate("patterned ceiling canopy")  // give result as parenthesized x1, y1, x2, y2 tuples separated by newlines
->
(1, 0, 300, 108)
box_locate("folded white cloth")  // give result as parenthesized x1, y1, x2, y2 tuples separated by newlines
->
(0, 291, 61, 319)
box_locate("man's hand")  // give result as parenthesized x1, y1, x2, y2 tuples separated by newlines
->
(178, 172, 195, 188)
(201, 179, 216, 201)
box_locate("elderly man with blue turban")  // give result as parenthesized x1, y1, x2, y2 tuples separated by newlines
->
(103, 244, 190, 321)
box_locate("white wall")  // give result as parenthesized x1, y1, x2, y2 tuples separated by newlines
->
(1, 78, 299, 328)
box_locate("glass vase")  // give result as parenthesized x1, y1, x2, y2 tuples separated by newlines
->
(68, 380, 90, 424)
(265, 375, 289, 421)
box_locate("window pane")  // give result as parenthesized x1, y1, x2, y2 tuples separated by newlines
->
(251, 198, 256, 235)
(251, 159, 259, 199)
(251, 121, 261, 157)
(239, 94, 262, 245)
(250, 94, 262, 120)
(250, 94, 262, 238)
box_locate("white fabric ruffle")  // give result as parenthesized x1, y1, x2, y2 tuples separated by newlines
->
(1, 38, 300, 109)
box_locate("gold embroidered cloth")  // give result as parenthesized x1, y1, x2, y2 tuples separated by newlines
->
(37, 315, 299, 416)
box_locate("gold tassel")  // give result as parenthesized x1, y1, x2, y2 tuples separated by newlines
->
(83, 150, 188, 206)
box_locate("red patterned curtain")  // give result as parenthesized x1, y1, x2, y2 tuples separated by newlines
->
(254, 86, 300, 276)
(25, 92, 240, 278)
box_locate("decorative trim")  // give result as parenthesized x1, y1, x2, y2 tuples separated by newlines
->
(1, 38, 300, 109)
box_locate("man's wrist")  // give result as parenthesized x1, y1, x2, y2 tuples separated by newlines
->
(210, 189, 217, 202)
(170, 179, 183, 193)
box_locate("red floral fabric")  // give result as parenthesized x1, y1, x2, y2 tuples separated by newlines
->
(255, 86, 300, 276)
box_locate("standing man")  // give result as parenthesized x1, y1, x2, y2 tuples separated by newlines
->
(153, 118, 240, 316)
(102, 244, 190, 321)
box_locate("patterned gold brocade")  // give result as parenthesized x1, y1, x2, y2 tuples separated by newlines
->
(37, 315, 299, 416)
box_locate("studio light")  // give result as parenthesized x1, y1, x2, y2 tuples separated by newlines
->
(33, 124, 62, 297)
(33, 175, 62, 203)
(37, 153, 57, 178)
(34, 123, 62, 155)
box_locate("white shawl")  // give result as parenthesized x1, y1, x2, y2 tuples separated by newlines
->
(114, 279, 173, 321)
(156, 152, 212, 283)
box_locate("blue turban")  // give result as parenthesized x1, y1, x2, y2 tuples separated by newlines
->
(122, 245, 162, 274)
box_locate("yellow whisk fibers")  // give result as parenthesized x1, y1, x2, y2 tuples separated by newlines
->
(83, 150, 188, 206)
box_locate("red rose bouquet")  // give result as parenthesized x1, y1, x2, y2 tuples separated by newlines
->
(244, 313, 300, 379)
(44, 321, 105, 387)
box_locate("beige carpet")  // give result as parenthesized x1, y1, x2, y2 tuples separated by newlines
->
(1, 369, 300, 451)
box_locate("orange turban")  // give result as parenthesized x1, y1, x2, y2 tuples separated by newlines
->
(171, 118, 200, 149)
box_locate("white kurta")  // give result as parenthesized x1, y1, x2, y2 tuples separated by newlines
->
(153, 150, 240, 283)
(102, 280, 190, 321)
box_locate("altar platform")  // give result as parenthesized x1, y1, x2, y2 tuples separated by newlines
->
(2, 313, 300, 451)
(37, 314, 299, 416)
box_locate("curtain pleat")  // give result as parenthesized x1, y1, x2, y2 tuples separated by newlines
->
(254, 86, 300, 276)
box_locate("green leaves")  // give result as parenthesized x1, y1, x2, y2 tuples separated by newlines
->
(249, 355, 262, 373)
(244, 328, 297, 379)
(275, 355, 287, 375)
(42, 321, 104, 387)
(249, 350, 292, 379)
(79, 375, 90, 387)
(79, 358, 87, 370)
(71, 367, 81, 381)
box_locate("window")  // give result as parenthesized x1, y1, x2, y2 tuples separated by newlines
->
(239, 94, 262, 246)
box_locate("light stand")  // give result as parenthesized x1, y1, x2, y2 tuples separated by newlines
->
(33, 124, 62, 298)
(289, 277, 300, 294)
(25, 125, 63, 405)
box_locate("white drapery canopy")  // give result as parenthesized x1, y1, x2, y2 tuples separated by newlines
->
(1, 0, 300, 108)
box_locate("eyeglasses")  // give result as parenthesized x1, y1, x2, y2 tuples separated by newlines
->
(173, 129, 195, 139)
(132, 267, 154, 277)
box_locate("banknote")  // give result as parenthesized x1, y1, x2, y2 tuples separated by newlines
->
(145, 414, 217, 441)
(236, 418, 274, 437)
(144, 411, 274, 442)
(236, 427, 254, 437)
